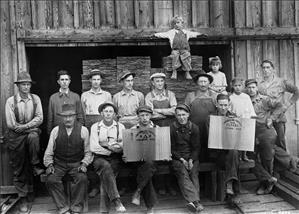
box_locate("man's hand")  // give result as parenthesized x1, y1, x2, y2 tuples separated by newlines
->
(14, 124, 27, 133)
(266, 118, 273, 129)
(78, 163, 87, 173)
(108, 144, 122, 153)
(180, 158, 189, 169)
(198, 33, 208, 38)
(188, 159, 194, 170)
(46, 164, 55, 175)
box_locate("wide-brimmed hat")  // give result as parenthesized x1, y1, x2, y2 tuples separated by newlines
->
(192, 70, 213, 83)
(14, 72, 35, 84)
(57, 104, 77, 116)
(245, 79, 258, 87)
(137, 105, 153, 114)
(98, 102, 118, 114)
(150, 72, 166, 80)
(118, 69, 136, 82)
(88, 69, 102, 78)
(175, 104, 191, 113)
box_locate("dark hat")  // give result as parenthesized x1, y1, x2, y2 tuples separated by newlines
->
(192, 70, 213, 83)
(137, 105, 153, 114)
(118, 69, 136, 82)
(98, 102, 118, 114)
(57, 104, 77, 116)
(245, 79, 258, 87)
(88, 69, 102, 78)
(175, 104, 191, 113)
(14, 72, 35, 84)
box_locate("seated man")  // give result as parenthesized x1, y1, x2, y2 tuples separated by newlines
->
(126, 105, 157, 214)
(89, 102, 126, 213)
(44, 104, 92, 214)
(170, 104, 203, 213)
(207, 94, 240, 203)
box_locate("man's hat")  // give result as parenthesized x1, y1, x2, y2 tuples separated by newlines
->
(88, 69, 102, 78)
(192, 70, 213, 83)
(245, 79, 258, 87)
(118, 69, 136, 82)
(14, 72, 35, 84)
(98, 102, 118, 114)
(57, 104, 77, 116)
(175, 104, 191, 113)
(137, 105, 153, 114)
(150, 72, 166, 80)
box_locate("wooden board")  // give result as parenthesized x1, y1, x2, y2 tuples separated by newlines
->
(162, 55, 203, 72)
(208, 116, 256, 151)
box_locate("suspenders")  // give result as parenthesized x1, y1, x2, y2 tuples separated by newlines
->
(13, 94, 37, 123)
(97, 122, 120, 142)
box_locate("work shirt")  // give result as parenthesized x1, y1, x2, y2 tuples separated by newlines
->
(170, 120, 200, 161)
(230, 93, 256, 118)
(43, 124, 92, 167)
(154, 29, 200, 48)
(113, 89, 144, 118)
(250, 93, 284, 124)
(207, 71, 227, 93)
(90, 120, 125, 156)
(5, 93, 43, 130)
(81, 89, 112, 115)
(47, 89, 84, 134)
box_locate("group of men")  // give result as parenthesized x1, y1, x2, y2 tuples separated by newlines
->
(4, 59, 299, 214)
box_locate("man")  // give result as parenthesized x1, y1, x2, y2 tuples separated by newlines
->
(184, 70, 217, 161)
(127, 105, 157, 214)
(81, 69, 112, 198)
(5, 72, 44, 212)
(47, 70, 84, 135)
(246, 79, 299, 194)
(113, 69, 144, 128)
(89, 102, 126, 213)
(81, 69, 112, 129)
(259, 60, 299, 150)
(44, 103, 92, 214)
(170, 104, 203, 213)
(207, 94, 240, 203)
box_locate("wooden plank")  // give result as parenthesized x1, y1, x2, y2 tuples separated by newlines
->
(246, 40, 262, 81)
(30, 0, 37, 29)
(154, 0, 173, 28)
(262, 40, 280, 74)
(262, 0, 278, 27)
(234, 0, 246, 27)
(192, 0, 209, 27)
(58, 0, 74, 28)
(246, 0, 262, 27)
(115, 0, 135, 29)
(97, 0, 116, 28)
(279, 0, 295, 27)
(210, 0, 230, 28)
(73, 0, 79, 29)
(79, 0, 94, 28)
(52, 0, 59, 29)
(137, 0, 154, 28)
(0, 186, 18, 195)
(173, 0, 191, 28)
(276, 182, 299, 209)
(15, 0, 32, 30)
(36, 0, 47, 29)
(234, 41, 247, 78)
(296, 0, 299, 26)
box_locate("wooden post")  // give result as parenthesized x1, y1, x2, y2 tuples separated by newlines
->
(293, 40, 299, 156)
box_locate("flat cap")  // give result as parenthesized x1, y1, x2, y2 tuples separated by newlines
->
(175, 104, 191, 113)
(98, 102, 118, 114)
(88, 69, 102, 78)
(245, 79, 258, 87)
(150, 72, 166, 80)
(137, 105, 153, 114)
(118, 69, 136, 82)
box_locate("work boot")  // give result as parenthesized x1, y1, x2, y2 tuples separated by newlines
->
(226, 180, 234, 195)
(171, 70, 177, 79)
(264, 177, 277, 194)
(186, 202, 197, 213)
(185, 71, 192, 80)
(194, 201, 204, 212)
(18, 197, 29, 213)
(256, 185, 266, 195)
(114, 198, 126, 212)
(131, 188, 141, 206)
(88, 187, 100, 198)
(33, 165, 45, 176)
(147, 207, 154, 214)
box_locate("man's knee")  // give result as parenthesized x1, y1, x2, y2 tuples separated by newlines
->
(27, 132, 39, 141)
(46, 174, 62, 185)
(75, 173, 88, 184)
(94, 159, 112, 173)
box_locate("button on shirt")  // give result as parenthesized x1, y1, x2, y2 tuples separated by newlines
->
(5, 93, 43, 129)
(81, 89, 112, 115)
(113, 90, 144, 117)
(250, 93, 284, 124)
(90, 120, 125, 156)
(145, 90, 177, 111)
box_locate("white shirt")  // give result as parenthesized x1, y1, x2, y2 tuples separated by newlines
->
(230, 93, 256, 118)
(81, 89, 112, 115)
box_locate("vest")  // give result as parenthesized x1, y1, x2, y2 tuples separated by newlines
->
(54, 122, 84, 163)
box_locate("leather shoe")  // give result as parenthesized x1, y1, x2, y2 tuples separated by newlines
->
(33, 166, 45, 176)
(186, 202, 197, 213)
(264, 177, 277, 194)
(132, 189, 141, 206)
(19, 197, 29, 213)
(256, 185, 266, 195)
(114, 199, 126, 212)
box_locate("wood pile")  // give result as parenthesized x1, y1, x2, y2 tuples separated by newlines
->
(162, 55, 203, 72)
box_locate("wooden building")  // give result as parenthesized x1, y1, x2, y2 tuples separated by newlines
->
(1, 0, 299, 193)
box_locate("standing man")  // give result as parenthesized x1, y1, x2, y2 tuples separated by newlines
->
(89, 102, 126, 213)
(245, 79, 283, 195)
(5, 72, 44, 212)
(113, 69, 144, 128)
(170, 104, 203, 213)
(259, 60, 299, 150)
(184, 70, 217, 161)
(128, 105, 157, 214)
(44, 103, 92, 214)
(47, 70, 84, 135)
(81, 69, 112, 198)
(81, 69, 112, 129)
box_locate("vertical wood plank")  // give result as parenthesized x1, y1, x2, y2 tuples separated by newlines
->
(210, 0, 230, 27)
(246, 0, 262, 27)
(138, 0, 154, 28)
(36, 0, 53, 29)
(73, 0, 79, 28)
(234, 41, 247, 79)
(58, 1, 74, 28)
(262, 0, 278, 27)
(117, 0, 135, 29)
(173, 0, 191, 27)
(31, 0, 37, 29)
(278, 0, 295, 27)
(262, 40, 280, 75)
(153, 0, 173, 28)
(192, 0, 209, 27)
(15, 0, 32, 30)
(134, 0, 139, 28)
(79, 0, 94, 28)
(247, 40, 263, 81)
(296, 1, 299, 26)
(100, 0, 115, 28)
(234, 0, 246, 27)
(52, 0, 59, 28)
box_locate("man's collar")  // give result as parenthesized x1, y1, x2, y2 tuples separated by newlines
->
(59, 88, 70, 97)
(121, 89, 136, 96)
(153, 89, 166, 96)
(174, 120, 191, 129)
(17, 93, 32, 102)
(136, 121, 155, 128)
(98, 120, 117, 127)
(89, 88, 103, 94)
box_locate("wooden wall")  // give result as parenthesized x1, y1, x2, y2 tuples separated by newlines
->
(1, 0, 299, 188)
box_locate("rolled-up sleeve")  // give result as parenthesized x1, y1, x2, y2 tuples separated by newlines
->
(81, 126, 93, 166)
(26, 95, 43, 129)
(44, 126, 58, 167)
(89, 123, 111, 156)
(284, 80, 299, 104)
